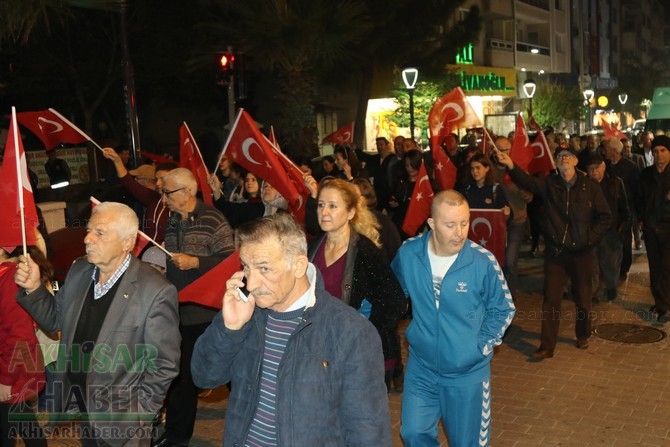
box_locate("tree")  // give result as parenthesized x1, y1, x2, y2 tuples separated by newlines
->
(530, 81, 583, 130)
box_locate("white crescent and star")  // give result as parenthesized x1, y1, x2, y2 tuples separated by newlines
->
(471, 217, 492, 246)
(439, 102, 465, 123)
(37, 117, 64, 134)
(241, 138, 262, 165)
(531, 141, 545, 159)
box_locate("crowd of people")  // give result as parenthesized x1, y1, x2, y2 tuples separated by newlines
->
(1, 124, 668, 447)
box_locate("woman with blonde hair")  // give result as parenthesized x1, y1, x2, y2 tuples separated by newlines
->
(307, 179, 406, 390)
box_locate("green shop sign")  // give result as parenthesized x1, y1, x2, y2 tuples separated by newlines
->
(448, 65, 517, 97)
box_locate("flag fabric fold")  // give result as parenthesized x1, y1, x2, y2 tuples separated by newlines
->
(510, 112, 534, 172)
(431, 143, 457, 192)
(321, 123, 354, 145)
(222, 110, 301, 207)
(15, 109, 89, 150)
(601, 119, 627, 140)
(468, 208, 507, 267)
(526, 112, 557, 175)
(0, 108, 39, 250)
(179, 123, 214, 206)
(401, 162, 434, 237)
(428, 86, 482, 150)
(178, 250, 241, 309)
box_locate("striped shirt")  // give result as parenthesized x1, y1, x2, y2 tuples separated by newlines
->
(245, 308, 304, 447)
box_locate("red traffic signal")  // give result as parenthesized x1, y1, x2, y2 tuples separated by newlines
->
(219, 53, 235, 70)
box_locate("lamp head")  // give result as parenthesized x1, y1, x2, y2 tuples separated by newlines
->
(523, 79, 536, 99)
(402, 68, 418, 89)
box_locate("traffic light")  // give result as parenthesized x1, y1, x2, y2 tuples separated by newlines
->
(216, 51, 235, 85)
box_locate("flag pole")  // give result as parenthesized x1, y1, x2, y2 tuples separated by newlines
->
(213, 108, 244, 173)
(182, 122, 211, 175)
(11, 107, 28, 256)
(90, 196, 173, 257)
(48, 108, 104, 152)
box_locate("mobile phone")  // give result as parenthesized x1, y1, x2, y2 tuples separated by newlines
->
(236, 286, 249, 303)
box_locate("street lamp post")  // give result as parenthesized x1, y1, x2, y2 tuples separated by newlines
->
(523, 79, 537, 116)
(402, 68, 418, 140)
(583, 88, 595, 132)
(618, 93, 628, 130)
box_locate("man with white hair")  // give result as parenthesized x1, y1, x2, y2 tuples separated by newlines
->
(15, 202, 181, 447)
(155, 168, 234, 447)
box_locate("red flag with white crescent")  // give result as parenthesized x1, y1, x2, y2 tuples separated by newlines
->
(321, 122, 354, 145)
(223, 110, 301, 207)
(179, 123, 214, 206)
(0, 110, 39, 250)
(428, 87, 482, 150)
(528, 130, 556, 175)
(468, 208, 506, 267)
(431, 144, 457, 191)
(15, 109, 89, 150)
(402, 161, 434, 237)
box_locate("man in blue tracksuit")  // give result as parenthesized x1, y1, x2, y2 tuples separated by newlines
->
(391, 190, 515, 447)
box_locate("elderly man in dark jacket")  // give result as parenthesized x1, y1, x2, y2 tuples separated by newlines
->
(635, 135, 670, 322)
(192, 213, 391, 446)
(495, 147, 612, 360)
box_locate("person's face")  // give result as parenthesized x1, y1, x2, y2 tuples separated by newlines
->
(602, 143, 616, 161)
(219, 157, 231, 175)
(322, 159, 334, 173)
(555, 152, 578, 174)
(394, 137, 405, 153)
(240, 239, 307, 312)
(653, 145, 670, 171)
(334, 152, 348, 169)
(427, 202, 469, 256)
(570, 136, 581, 149)
(84, 210, 132, 273)
(642, 133, 653, 148)
(376, 139, 390, 154)
(261, 181, 279, 202)
(622, 141, 633, 157)
(155, 169, 169, 191)
(317, 187, 355, 234)
(587, 162, 606, 183)
(405, 159, 418, 177)
(470, 161, 489, 184)
(244, 173, 260, 196)
(586, 135, 598, 150)
(161, 177, 190, 213)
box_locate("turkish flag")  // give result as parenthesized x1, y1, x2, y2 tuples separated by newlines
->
(0, 108, 39, 250)
(402, 162, 434, 237)
(223, 110, 300, 207)
(268, 140, 310, 223)
(15, 109, 89, 150)
(431, 145, 457, 191)
(268, 126, 280, 148)
(528, 131, 556, 175)
(601, 119, 627, 140)
(428, 87, 482, 148)
(479, 127, 496, 155)
(468, 208, 507, 267)
(510, 113, 534, 172)
(178, 250, 241, 309)
(321, 122, 354, 145)
(179, 123, 214, 206)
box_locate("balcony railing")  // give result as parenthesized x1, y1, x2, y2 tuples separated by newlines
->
(488, 38, 514, 51)
(516, 41, 550, 56)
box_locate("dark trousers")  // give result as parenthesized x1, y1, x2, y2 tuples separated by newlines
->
(0, 401, 47, 447)
(163, 323, 210, 443)
(540, 248, 597, 351)
(644, 230, 670, 313)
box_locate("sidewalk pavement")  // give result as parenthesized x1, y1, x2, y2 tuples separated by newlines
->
(33, 245, 670, 446)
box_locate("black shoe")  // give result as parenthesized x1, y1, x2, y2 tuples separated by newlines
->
(576, 338, 590, 349)
(530, 349, 554, 361)
(606, 288, 617, 301)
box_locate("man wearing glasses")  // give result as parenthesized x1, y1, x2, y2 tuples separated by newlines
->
(154, 167, 235, 447)
(494, 147, 611, 360)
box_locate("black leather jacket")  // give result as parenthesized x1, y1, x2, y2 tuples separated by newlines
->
(508, 167, 612, 255)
